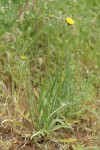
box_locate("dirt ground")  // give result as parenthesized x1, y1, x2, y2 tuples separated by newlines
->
(0, 117, 100, 150)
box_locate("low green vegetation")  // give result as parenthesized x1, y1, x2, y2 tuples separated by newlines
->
(0, 0, 100, 149)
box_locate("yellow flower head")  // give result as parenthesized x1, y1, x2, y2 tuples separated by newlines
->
(49, 14, 55, 18)
(66, 17, 75, 25)
(20, 55, 27, 60)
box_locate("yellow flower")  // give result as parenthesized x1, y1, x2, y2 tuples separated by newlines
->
(66, 17, 75, 25)
(49, 14, 55, 18)
(20, 55, 27, 60)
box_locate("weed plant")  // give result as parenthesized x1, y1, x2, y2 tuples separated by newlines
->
(0, 0, 100, 148)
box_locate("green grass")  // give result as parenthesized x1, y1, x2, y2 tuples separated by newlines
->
(0, 0, 100, 149)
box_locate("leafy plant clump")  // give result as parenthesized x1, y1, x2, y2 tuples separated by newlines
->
(0, 0, 99, 149)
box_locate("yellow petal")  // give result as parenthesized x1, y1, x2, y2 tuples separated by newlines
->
(66, 17, 75, 25)
(20, 55, 27, 60)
